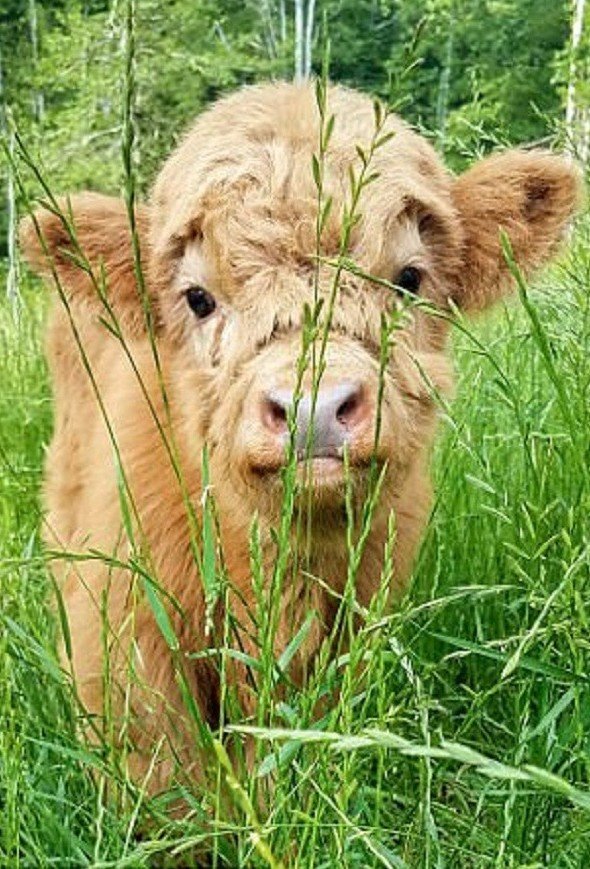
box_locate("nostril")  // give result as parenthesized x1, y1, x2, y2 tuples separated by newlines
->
(335, 386, 368, 430)
(269, 399, 287, 426)
(336, 395, 359, 425)
(261, 394, 289, 435)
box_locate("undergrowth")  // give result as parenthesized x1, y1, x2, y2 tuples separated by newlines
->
(1, 215, 590, 865)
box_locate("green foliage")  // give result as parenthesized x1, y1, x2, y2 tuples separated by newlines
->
(384, 0, 569, 163)
(0, 0, 289, 250)
(131, 0, 287, 184)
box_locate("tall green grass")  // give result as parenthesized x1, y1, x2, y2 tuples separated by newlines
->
(1, 212, 589, 865)
(1, 9, 590, 863)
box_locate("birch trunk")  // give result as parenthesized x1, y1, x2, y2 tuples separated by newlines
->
(260, 0, 278, 60)
(279, 0, 287, 43)
(5, 133, 19, 309)
(294, 0, 304, 80)
(581, 108, 590, 162)
(435, 11, 455, 152)
(28, 0, 45, 120)
(566, 0, 585, 127)
(0, 48, 20, 307)
(303, 0, 316, 78)
(566, 0, 588, 159)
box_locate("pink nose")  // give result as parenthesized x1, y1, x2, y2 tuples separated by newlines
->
(261, 382, 370, 457)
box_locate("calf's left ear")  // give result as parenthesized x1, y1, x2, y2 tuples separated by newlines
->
(20, 192, 155, 335)
(452, 150, 583, 311)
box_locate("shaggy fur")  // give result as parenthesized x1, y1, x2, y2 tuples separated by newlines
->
(20, 81, 581, 792)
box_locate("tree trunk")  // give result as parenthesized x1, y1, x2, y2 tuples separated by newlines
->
(581, 108, 590, 163)
(294, 0, 304, 80)
(566, 0, 587, 159)
(279, 0, 287, 43)
(436, 9, 455, 153)
(5, 132, 19, 309)
(303, 0, 316, 78)
(259, 0, 278, 60)
(28, 0, 45, 120)
(0, 48, 20, 308)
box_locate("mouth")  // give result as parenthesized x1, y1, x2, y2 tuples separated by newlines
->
(296, 455, 346, 487)
(247, 451, 385, 516)
(250, 453, 356, 487)
(249, 449, 378, 493)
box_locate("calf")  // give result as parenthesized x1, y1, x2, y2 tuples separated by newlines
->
(21, 82, 580, 793)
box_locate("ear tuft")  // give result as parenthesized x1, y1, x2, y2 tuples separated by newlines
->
(524, 180, 549, 216)
(20, 205, 72, 276)
(452, 150, 583, 311)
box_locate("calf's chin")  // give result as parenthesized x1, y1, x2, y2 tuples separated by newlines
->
(18, 80, 581, 798)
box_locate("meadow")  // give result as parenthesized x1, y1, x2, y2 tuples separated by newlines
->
(1, 214, 589, 865)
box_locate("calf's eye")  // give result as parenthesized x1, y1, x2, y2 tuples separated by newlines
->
(186, 286, 217, 319)
(395, 266, 421, 295)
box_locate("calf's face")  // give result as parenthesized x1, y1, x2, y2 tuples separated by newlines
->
(22, 82, 581, 537)
(165, 217, 453, 521)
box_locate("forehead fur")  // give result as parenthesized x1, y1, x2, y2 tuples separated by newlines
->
(150, 82, 461, 289)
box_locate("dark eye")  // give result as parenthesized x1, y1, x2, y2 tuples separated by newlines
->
(186, 286, 217, 319)
(395, 266, 421, 295)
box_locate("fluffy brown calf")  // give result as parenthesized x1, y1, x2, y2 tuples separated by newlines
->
(21, 82, 580, 792)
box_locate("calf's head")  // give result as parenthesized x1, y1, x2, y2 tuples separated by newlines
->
(21, 83, 581, 537)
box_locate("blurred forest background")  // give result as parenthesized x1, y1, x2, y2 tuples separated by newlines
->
(1, 0, 590, 286)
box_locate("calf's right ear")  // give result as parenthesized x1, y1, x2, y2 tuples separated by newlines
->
(452, 151, 583, 312)
(19, 192, 156, 335)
